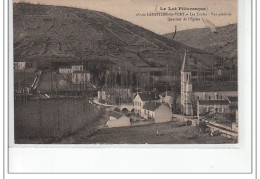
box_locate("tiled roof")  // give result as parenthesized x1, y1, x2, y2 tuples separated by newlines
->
(135, 92, 160, 101)
(109, 111, 123, 119)
(143, 102, 161, 111)
(193, 81, 237, 92)
(198, 100, 230, 105)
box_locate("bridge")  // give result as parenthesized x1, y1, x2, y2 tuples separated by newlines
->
(116, 103, 134, 113)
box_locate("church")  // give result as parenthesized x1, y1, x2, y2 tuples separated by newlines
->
(180, 52, 238, 116)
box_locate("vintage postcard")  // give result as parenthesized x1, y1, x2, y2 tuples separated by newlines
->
(12, 0, 238, 144)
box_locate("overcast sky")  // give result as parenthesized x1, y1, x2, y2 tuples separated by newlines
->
(13, 0, 237, 34)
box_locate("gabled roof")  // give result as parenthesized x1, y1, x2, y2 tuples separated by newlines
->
(134, 92, 160, 101)
(143, 102, 162, 111)
(193, 81, 237, 92)
(198, 100, 230, 105)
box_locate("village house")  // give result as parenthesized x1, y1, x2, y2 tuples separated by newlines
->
(197, 100, 230, 119)
(14, 61, 26, 71)
(227, 96, 238, 111)
(142, 102, 172, 123)
(106, 111, 131, 128)
(71, 64, 84, 72)
(58, 63, 84, 74)
(227, 96, 238, 132)
(159, 91, 174, 108)
(180, 51, 238, 116)
(59, 65, 72, 74)
(98, 87, 133, 104)
(98, 90, 106, 102)
(72, 71, 91, 84)
(133, 92, 160, 116)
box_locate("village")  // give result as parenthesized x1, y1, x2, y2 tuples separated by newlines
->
(13, 49, 238, 143)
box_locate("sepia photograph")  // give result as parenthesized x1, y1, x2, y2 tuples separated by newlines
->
(12, 0, 238, 144)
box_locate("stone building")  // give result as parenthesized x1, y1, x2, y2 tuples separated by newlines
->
(180, 51, 238, 116)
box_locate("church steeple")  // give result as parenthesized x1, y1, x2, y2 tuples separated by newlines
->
(181, 50, 193, 116)
(181, 51, 190, 72)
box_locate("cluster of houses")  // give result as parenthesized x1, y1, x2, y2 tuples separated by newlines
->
(132, 92, 173, 123)
(14, 61, 36, 72)
(98, 87, 133, 104)
(58, 63, 91, 85)
(180, 52, 238, 123)
(14, 52, 238, 132)
(106, 52, 238, 131)
(106, 91, 175, 127)
(14, 60, 93, 97)
(14, 61, 26, 71)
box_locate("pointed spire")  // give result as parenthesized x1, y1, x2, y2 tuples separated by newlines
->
(181, 50, 190, 72)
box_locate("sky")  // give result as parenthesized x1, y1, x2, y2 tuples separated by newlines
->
(13, 0, 237, 34)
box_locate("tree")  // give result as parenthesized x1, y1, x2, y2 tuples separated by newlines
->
(170, 81, 181, 113)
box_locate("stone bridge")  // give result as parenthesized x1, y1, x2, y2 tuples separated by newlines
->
(116, 103, 134, 112)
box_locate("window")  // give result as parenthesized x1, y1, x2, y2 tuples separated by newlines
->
(197, 96, 200, 100)
(209, 96, 211, 100)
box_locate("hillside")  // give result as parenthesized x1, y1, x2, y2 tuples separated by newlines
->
(13, 3, 222, 73)
(164, 24, 237, 59)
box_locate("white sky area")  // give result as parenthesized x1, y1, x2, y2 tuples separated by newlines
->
(13, 0, 237, 34)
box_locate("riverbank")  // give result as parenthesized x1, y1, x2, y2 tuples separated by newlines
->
(57, 120, 236, 144)
(14, 98, 106, 144)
